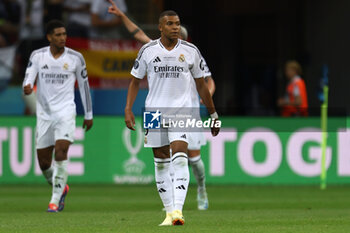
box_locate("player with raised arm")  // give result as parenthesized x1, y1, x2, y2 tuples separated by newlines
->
(108, 0, 215, 210)
(108, 0, 150, 44)
(23, 20, 93, 212)
(125, 10, 220, 226)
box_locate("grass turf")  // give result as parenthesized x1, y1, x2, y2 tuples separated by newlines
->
(0, 185, 349, 233)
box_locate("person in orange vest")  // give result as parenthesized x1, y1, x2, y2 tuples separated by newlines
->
(278, 60, 308, 117)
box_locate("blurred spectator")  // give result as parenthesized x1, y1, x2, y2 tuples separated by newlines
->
(64, 0, 91, 38)
(278, 60, 308, 117)
(90, 0, 127, 39)
(0, 0, 20, 90)
(44, 0, 64, 23)
(18, 0, 44, 41)
(0, 45, 16, 91)
(16, 0, 46, 82)
(0, 0, 21, 47)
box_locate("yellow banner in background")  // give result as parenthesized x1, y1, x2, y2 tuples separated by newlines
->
(79, 49, 138, 79)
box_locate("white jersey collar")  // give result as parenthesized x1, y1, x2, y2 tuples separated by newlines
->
(158, 38, 181, 52)
(49, 46, 67, 60)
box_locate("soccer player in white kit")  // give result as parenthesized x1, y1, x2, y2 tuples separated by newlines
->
(108, 0, 215, 210)
(125, 10, 220, 226)
(23, 20, 93, 212)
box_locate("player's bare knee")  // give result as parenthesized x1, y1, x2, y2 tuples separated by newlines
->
(55, 150, 68, 161)
(188, 150, 200, 158)
(171, 141, 188, 155)
(54, 140, 70, 161)
(37, 149, 53, 170)
(38, 159, 51, 171)
(153, 146, 170, 159)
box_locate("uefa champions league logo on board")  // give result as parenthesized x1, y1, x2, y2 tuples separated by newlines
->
(113, 123, 153, 184)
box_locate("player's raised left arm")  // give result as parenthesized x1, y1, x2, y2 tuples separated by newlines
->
(76, 57, 93, 131)
(107, 0, 151, 44)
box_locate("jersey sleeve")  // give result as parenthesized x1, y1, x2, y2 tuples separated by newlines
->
(130, 47, 147, 79)
(190, 47, 205, 79)
(201, 56, 212, 78)
(22, 52, 38, 88)
(75, 55, 93, 120)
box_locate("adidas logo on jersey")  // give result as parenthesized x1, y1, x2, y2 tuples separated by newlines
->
(180, 134, 187, 139)
(153, 56, 161, 63)
(41, 64, 49, 69)
(175, 185, 186, 190)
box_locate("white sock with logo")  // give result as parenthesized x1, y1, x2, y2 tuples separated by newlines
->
(42, 166, 53, 185)
(189, 155, 206, 192)
(154, 157, 174, 213)
(50, 160, 68, 205)
(172, 152, 189, 211)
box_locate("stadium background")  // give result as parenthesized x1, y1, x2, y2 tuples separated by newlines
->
(0, 0, 349, 185)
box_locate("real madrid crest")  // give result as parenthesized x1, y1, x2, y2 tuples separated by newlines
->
(178, 54, 185, 62)
(63, 63, 69, 70)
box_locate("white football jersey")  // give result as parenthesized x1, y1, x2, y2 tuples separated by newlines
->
(189, 56, 212, 108)
(23, 46, 93, 120)
(131, 39, 205, 109)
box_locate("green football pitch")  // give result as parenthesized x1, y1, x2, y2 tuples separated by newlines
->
(0, 185, 349, 233)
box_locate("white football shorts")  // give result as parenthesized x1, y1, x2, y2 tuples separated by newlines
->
(36, 115, 75, 149)
(144, 127, 188, 148)
(187, 132, 206, 150)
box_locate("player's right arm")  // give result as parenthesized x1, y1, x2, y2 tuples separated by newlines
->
(126, 46, 148, 130)
(125, 77, 141, 131)
(108, 0, 151, 45)
(22, 52, 39, 95)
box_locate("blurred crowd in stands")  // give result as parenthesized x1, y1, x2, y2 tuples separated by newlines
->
(0, 0, 128, 86)
(0, 0, 310, 117)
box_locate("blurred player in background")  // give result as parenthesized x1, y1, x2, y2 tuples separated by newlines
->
(90, 0, 127, 39)
(108, 0, 215, 210)
(278, 60, 308, 117)
(23, 20, 93, 212)
(124, 9, 220, 226)
(63, 0, 91, 38)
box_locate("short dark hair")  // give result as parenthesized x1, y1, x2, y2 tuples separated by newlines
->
(159, 10, 179, 22)
(285, 60, 303, 75)
(45, 20, 65, 35)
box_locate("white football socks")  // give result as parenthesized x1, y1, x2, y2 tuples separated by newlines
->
(154, 157, 173, 213)
(50, 160, 68, 205)
(189, 155, 206, 192)
(172, 152, 189, 212)
(42, 166, 53, 185)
